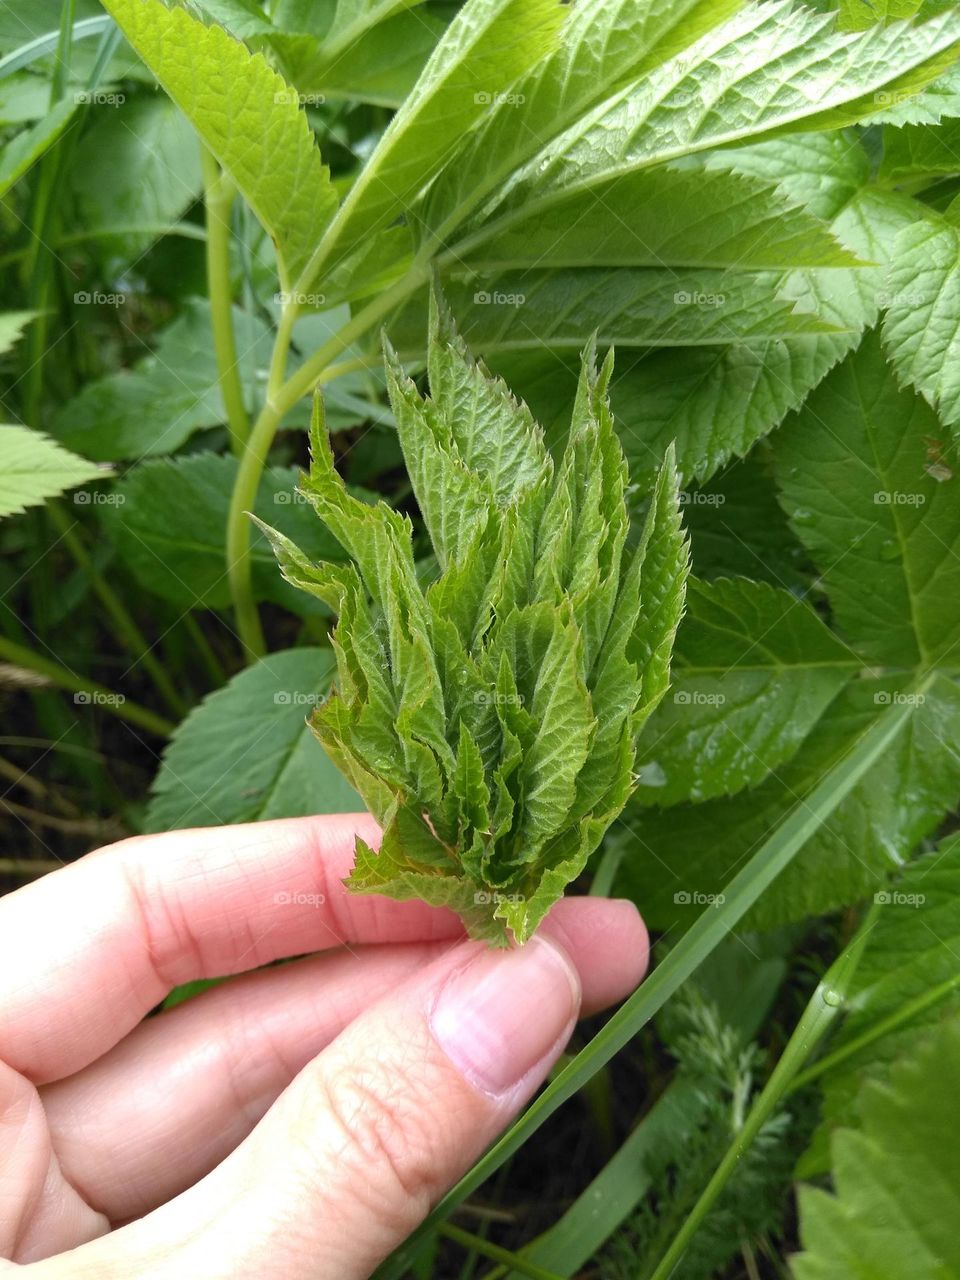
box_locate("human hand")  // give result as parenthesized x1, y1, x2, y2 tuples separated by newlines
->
(0, 814, 647, 1279)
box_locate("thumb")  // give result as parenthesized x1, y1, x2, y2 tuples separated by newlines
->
(57, 930, 590, 1280)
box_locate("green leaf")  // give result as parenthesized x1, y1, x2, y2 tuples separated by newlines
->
(467, 3, 960, 244)
(619, 675, 960, 932)
(801, 834, 960, 1172)
(881, 212, 960, 435)
(0, 310, 37, 355)
(0, 97, 77, 198)
(67, 92, 203, 264)
(612, 140, 921, 490)
(146, 648, 359, 830)
(99, 0, 337, 285)
(387, 268, 837, 357)
(52, 300, 272, 461)
(101, 452, 351, 614)
(459, 167, 861, 272)
(0, 425, 107, 519)
(880, 117, 960, 179)
(633, 577, 855, 807)
(311, 0, 564, 273)
(774, 328, 960, 669)
(794, 1017, 960, 1280)
(263, 290, 687, 943)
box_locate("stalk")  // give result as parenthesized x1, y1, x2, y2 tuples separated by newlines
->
(202, 147, 249, 457)
(0, 636, 173, 737)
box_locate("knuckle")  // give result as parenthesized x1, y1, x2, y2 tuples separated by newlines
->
(308, 1056, 448, 1231)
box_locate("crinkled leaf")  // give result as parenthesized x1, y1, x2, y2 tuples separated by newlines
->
(634, 577, 856, 807)
(262, 290, 687, 943)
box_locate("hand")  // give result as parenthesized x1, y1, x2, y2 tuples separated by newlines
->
(0, 814, 648, 1279)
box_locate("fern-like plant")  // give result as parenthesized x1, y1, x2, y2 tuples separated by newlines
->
(257, 292, 688, 943)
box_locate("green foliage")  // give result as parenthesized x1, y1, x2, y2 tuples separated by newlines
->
(794, 1017, 960, 1280)
(258, 295, 688, 942)
(147, 647, 359, 830)
(0, 425, 106, 518)
(4, 0, 960, 1272)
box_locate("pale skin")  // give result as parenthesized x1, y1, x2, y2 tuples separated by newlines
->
(0, 813, 649, 1279)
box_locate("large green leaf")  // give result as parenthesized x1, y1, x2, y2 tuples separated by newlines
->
(611, 139, 919, 490)
(0, 98, 77, 198)
(465, 2, 960, 244)
(0, 425, 106, 519)
(881, 212, 960, 436)
(52, 301, 272, 461)
(880, 117, 960, 179)
(618, 675, 960, 931)
(101, 453, 351, 614)
(309, 0, 564, 274)
(794, 1016, 960, 1280)
(633, 577, 856, 807)
(146, 648, 359, 831)
(0, 310, 37, 355)
(774, 328, 960, 669)
(99, 0, 337, 285)
(68, 92, 203, 264)
(800, 834, 960, 1173)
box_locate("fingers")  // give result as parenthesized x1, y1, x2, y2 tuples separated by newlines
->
(35, 899, 648, 1280)
(39, 898, 646, 1224)
(0, 815, 464, 1083)
(40, 940, 455, 1222)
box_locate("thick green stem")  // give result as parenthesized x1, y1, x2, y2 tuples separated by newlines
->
(202, 148, 249, 457)
(438, 1225, 564, 1280)
(0, 635, 173, 737)
(48, 504, 186, 718)
(225, 261, 430, 659)
(646, 908, 880, 1280)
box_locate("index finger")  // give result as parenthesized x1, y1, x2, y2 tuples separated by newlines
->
(0, 814, 463, 1084)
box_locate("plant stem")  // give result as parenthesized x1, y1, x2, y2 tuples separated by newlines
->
(789, 969, 960, 1095)
(225, 261, 430, 659)
(47, 503, 187, 718)
(182, 613, 229, 688)
(438, 1225, 564, 1280)
(374, 684, 929, 1279)
(202, 147, 249, 457)
(0, 636, 173, 737)
(647, 907, 880, 1280)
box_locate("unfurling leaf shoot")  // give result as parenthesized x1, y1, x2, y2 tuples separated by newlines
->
(257, 292, 688, 943)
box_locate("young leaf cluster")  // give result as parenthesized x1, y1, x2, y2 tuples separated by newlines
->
(258, 294, 688, 944)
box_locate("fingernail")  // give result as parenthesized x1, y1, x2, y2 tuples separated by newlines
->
(430, 938, 580, 1097)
